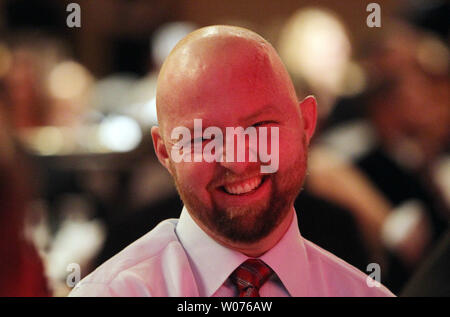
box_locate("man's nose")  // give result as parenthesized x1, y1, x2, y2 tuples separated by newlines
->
(219, 134, 259, 174)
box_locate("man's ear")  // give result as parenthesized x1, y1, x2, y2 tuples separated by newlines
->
(151, 126, 173, 175)
(299, 95, 317, 145)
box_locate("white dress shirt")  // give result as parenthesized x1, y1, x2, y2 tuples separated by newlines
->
(69, 207, 395, 297)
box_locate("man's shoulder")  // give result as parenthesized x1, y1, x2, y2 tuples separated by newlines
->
(69, 218, 194, 296)
(93, 218, 180, 279)
(302, 238, 395, 297)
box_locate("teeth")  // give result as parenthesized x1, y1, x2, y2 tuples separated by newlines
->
(224, 176, 262, 195)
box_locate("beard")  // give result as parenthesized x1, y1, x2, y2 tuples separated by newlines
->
(170, 139, 307, 244)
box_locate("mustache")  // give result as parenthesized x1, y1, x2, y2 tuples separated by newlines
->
(207, 165, 269, 189)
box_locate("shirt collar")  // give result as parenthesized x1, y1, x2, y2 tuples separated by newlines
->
(175, 207, 247, 297)
(259, 210, 310, 296)
(175, 206, 310, 297)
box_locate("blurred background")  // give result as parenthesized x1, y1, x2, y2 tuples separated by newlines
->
(0, 0, 448, 297)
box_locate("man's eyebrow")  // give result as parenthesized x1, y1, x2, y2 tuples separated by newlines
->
(242, 104, 281, 122)
(172, 104, 281, 133)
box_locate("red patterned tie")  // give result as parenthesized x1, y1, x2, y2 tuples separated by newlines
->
(229, 259, 273, 297)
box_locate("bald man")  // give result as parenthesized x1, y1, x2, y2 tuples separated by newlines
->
(70, 26, 394, 297)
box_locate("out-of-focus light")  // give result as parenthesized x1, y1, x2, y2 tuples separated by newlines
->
(126, 75, 158, 127)
(32, 126, 65, 156)
(46, 214, 105, 283)
(152, 22, 197, 68)
(91, 75, 137, 113)
(128, 97, 158, 127)
(339, 61, 368, 96)
(98, 115, 142, 152)
(141, 97, 158, 126)
(416, 36, 449, 76)
(20, 126, 81, 156)
(381, 199, 427, 251)
(47, 61, 91, 100)
(278, 8, 351, 94)
(432, 156, 450, 207)
(0, 43, 12, 78)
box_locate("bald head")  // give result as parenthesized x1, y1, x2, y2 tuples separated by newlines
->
(155, 25, 298, 137)
(151, 25, 317, 252)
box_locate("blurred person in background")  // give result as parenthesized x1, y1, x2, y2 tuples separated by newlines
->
(0, 32, 107, 296)
(2, 35, 51, 129)
(2, 33, 94, 129)
(358, 22, 449, 292)
(0, 84, 50, 296)
(312, 21, 449, 293)
(277, 6, 449, 294)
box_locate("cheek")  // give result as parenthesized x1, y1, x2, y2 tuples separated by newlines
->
(277, 128, 307, 172)
(173, 161, 215, 194)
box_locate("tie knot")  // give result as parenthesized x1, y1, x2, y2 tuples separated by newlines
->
(230, 259, 273, 297)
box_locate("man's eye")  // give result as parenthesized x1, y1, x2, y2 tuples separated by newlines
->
(252, 121, 278, 127)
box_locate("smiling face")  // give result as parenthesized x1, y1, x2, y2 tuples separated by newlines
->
(153, 26, 316, 248)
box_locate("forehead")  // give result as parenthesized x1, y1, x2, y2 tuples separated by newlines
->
(158, 35, 298, 134)
(162, 72, 294, 135)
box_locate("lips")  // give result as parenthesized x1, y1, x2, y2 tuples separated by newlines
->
(212, 174, 271, 210)
(223, 175, 263, 195)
